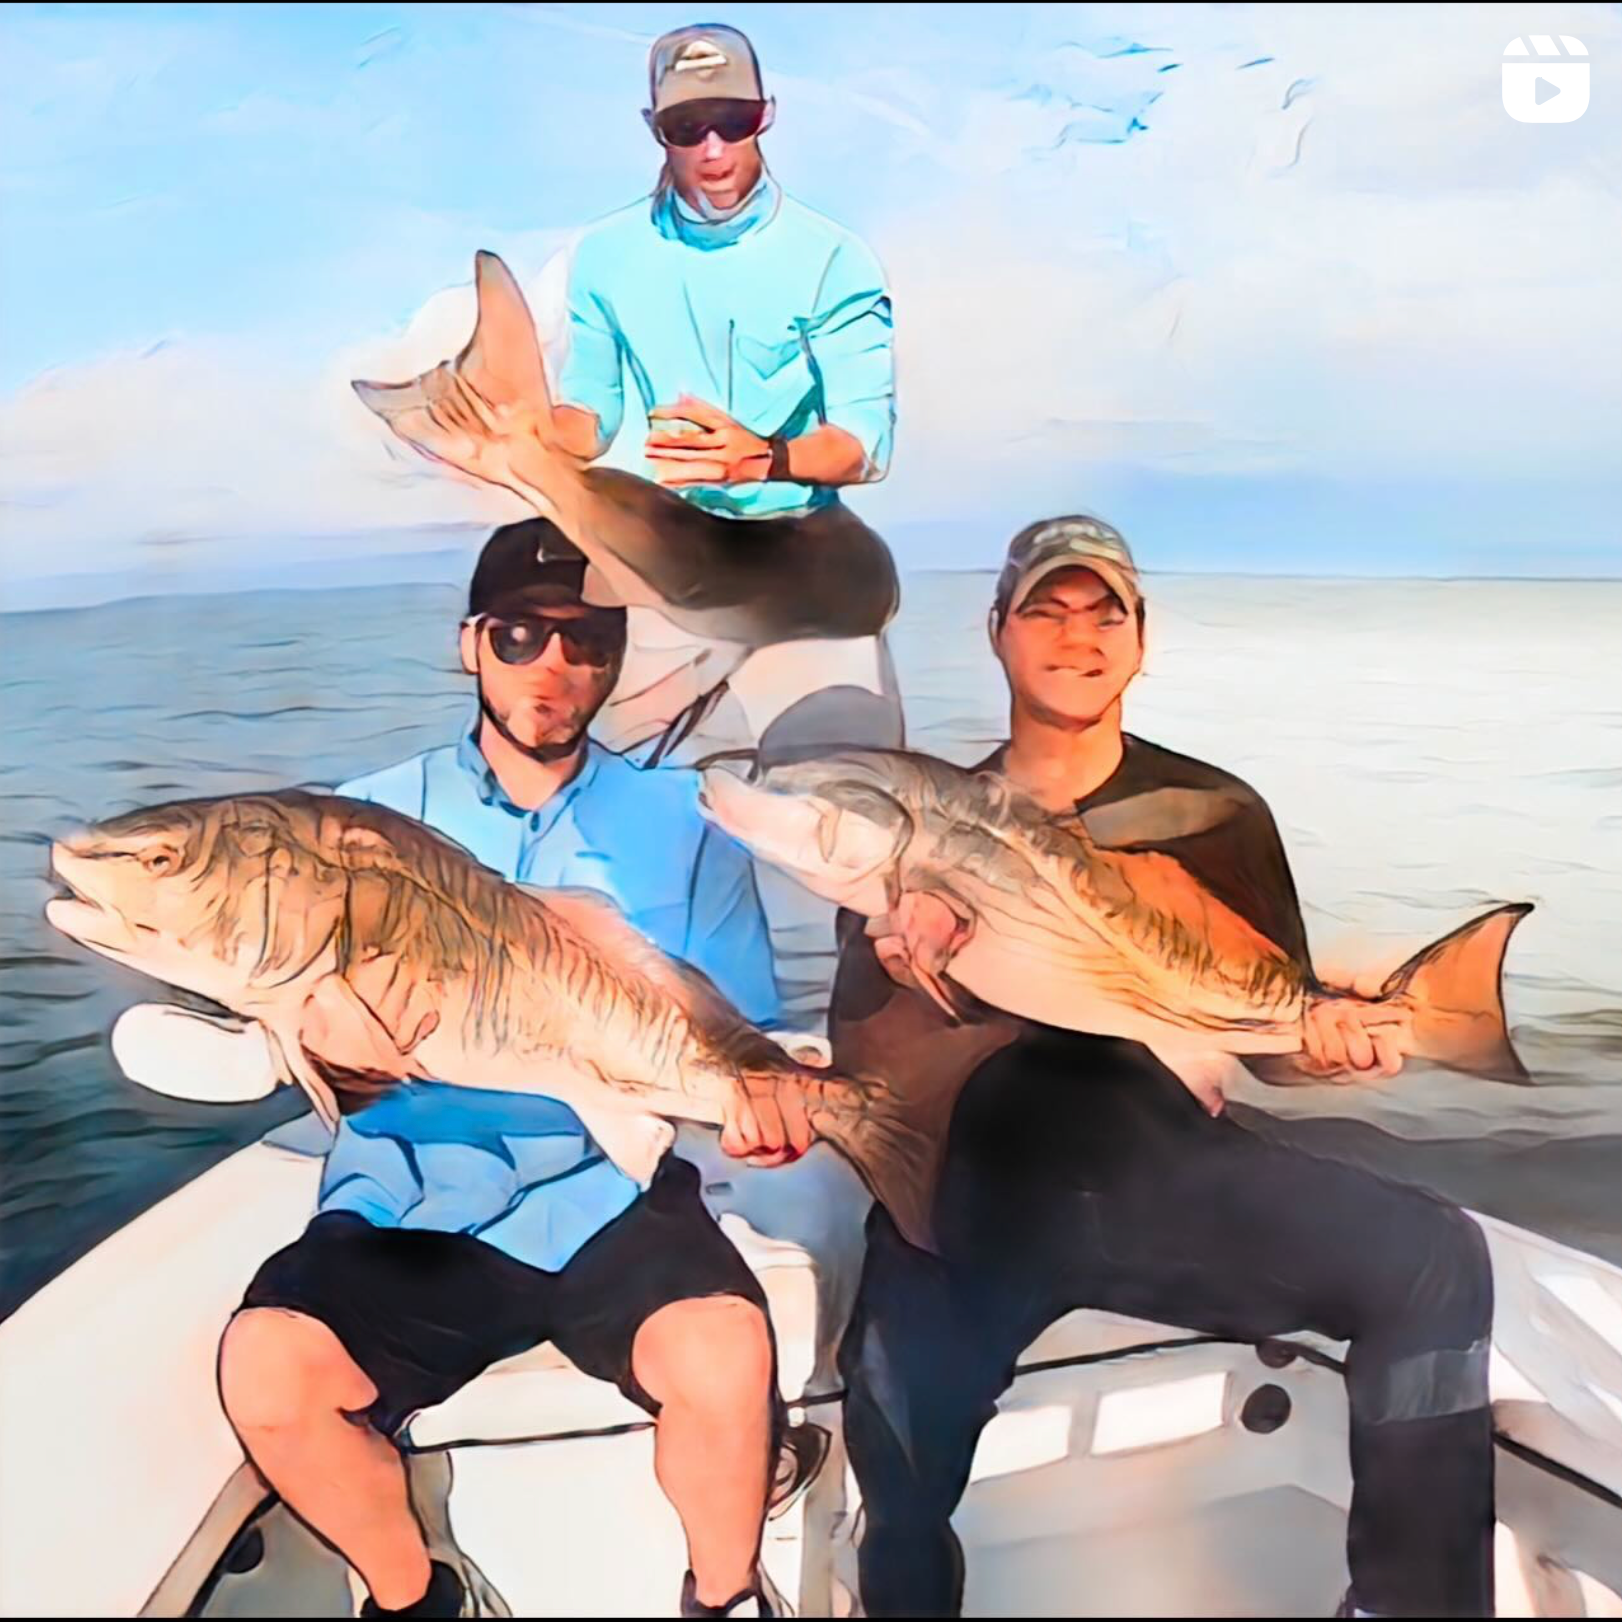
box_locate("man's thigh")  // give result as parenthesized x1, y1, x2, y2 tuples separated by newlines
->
(239, 1212, 557, 1437)
(1069, 1125, 1475, 1354)
(547, 1156, 774, 1415)
(939, 1034, 1484, 1351)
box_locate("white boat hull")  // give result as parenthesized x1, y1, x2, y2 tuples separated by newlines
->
(3, 1121, 1622, 1618)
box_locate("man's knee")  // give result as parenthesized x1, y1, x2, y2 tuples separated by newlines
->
(1392, 1199, 1494, 1345)
(1350, 1199, 1494, 1427)
(218, 1307, 377, 1433)
(633, 1295, 774, 1412)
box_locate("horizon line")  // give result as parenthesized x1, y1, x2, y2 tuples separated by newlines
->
(6, 561, 1622, 617)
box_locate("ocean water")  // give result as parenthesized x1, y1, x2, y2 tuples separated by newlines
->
(2, 571, 1619, 1318)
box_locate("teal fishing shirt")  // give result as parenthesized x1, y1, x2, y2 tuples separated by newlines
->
(556, 171, 895, 519)
(315, 726, 782, 1272)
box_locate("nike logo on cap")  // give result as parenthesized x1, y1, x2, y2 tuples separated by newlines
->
(674, 39, 729, 71)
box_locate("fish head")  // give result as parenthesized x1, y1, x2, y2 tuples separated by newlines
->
(47, 794, 348, 1006)
(697, 752, 912, 913)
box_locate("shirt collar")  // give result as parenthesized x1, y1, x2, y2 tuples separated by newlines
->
(651, 166, 782, 250)
(455, 710, 604, 831)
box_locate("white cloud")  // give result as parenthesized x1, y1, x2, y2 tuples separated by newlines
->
(3, 2, 1619, 578)
(0, 242, 579, 575)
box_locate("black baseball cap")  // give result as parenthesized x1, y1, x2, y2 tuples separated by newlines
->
(467, 519, 607, 618)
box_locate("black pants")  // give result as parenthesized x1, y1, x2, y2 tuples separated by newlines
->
(838, 1033, 1495, 1619)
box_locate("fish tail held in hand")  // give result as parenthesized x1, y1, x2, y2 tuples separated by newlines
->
(457, 251, 558, 428)
(809, 1072, 943, 1254)
(350, 251, 578, 518)
(1378, 902, 1534, 1082)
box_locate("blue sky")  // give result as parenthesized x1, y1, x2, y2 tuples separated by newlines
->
(3, 1, 1620, 589)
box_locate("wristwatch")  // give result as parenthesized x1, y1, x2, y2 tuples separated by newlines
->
(765, 436, 793, 482)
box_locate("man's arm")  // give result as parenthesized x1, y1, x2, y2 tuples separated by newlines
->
(642, 398, 873, 490)
(800, 236, 895, 486)
(550, 243, 626, 461)
(642, 236, 895, 491)
(1204, 794, 1406, 1083)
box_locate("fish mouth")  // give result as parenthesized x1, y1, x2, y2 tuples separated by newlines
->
(45, 845, 135, 955)
(695, 748, 762, 782)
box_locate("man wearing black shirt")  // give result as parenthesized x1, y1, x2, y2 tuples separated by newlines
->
(832, 517, 1494, 1619)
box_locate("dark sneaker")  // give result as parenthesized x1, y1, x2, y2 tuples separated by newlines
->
(680, 1570, 775, 1618)
(361, 1560, 466, 1618)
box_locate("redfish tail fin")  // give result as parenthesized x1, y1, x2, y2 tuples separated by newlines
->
(1381, 902, 1534, 1083)
(458, 250, 556, 426)
(351, 251, 574, 522)
(813, 1072, 944, 1254)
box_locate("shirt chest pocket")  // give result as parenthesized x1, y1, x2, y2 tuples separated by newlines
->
(731, 324, 817, 425)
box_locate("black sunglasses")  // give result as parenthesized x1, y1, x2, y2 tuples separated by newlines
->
(653, 98, 766, 149)
(472, 612, 624, 669)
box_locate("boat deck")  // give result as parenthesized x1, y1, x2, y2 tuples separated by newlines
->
(6, 1130, 1622, 1617)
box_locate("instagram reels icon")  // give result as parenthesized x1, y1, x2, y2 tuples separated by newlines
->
(1503, 35, 1590, 123)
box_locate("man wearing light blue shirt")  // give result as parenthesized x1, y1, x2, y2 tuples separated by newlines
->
(546, 21, 904, 766)
(206, 521, 810, 1620)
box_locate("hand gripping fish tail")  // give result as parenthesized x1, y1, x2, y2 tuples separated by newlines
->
(804, 1067, 942, 1253)
(43, 789, 946, 1250)
(696, 749, 1539, 1084)
(1369, 901, 1534, 1083)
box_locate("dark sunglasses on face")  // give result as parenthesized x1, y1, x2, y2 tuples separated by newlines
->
(653, 98, 766, 148)
(471, 612, 623, 669)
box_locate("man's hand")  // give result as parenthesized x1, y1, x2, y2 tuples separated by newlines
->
(645, 395, 772, 488)
(866, 891, 974, 1022)
(1295, 993, 1409, 1081)
(719, 1070, 815, 1168)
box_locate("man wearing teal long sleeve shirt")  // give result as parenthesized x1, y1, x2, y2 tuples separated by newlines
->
(546, 23, 905, 767)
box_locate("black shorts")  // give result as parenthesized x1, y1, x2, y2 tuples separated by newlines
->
(241, 1155, 771, 1438)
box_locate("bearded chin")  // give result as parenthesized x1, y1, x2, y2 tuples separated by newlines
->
(478, 692, 587, 764)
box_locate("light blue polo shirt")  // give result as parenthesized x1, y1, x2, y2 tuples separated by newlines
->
(556, 170, 895, 519)
(314, 725, 782, 1272)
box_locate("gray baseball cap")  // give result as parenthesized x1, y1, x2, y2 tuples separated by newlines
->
(649, 24, 765, 111)
(993, 515, 1143, 621)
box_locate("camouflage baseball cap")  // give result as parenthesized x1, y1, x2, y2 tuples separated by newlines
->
(993, 515, 1142, 622)
(649, 25, 765, 111)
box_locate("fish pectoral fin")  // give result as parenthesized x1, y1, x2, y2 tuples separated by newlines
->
(913, 961, 970, 1025)
(297, 973, 421, 1083)
(343, 952, 441, 1056)
(885, 888, 976, 1024)
(266, 1024, 342, 1133)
